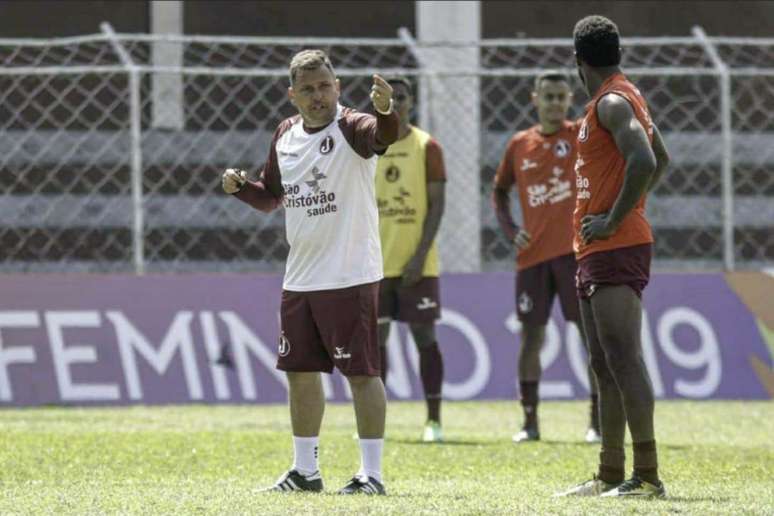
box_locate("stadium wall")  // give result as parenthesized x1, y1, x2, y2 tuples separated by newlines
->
(1, 1, 771, 38)
(2, 272, 772, 406)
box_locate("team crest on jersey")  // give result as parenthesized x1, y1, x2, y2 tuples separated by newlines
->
(386, 165, 401, 183)
(554, 139, 571, 158)
(578, 120, 589, 142)
(278, 332, 291, 357)
(319, 135, 335, 154)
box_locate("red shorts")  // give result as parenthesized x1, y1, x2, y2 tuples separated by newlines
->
(576, 243, 653, 300)
(516, 253, 580, 325)
(378, 277, 441, 324)
(277, 282, 380, 377)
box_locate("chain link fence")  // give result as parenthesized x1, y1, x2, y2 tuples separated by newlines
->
(1, 25, 772, 273)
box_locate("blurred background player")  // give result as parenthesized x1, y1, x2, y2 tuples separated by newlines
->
(223, 50, 397, 495)
(375, 77, 447, 443)
(556, 15, 669, 498)
(493, 71, 601, 444)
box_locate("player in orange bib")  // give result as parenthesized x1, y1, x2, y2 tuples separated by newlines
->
(555, 16, 670, 499)
(493, 71, 600, 445)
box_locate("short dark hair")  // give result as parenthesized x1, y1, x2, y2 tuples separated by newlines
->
(573, 15, 621, 67)
(534, 70, 570, 91)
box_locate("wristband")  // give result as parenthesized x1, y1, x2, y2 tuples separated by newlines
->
(375, 98, 394, 115)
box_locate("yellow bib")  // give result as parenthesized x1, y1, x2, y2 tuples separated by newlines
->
(375, 127, 440, 277)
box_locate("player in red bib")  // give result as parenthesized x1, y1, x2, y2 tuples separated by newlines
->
(493, 71, 600, 444)
(555, 16, 670, 499)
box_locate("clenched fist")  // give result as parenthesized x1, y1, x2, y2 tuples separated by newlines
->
(222, 168, 247, 194)
(370, 74, 394, 114)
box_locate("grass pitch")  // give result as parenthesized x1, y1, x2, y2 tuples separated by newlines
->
(1, 400, 772, 514)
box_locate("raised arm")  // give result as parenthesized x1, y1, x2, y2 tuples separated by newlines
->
(580, 93, 656, 244)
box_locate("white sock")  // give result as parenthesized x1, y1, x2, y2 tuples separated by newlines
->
(357, 438, 384, 482)
(292, 436, 319, 476)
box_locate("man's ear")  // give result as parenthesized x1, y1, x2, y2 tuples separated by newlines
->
(288, 86, 296, 106)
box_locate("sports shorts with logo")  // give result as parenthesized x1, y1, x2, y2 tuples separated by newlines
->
(516, 252, 579, 325)
(378, 277, 441, 324)
(277, 281, 380, 377)
(576, 243, 652, 300)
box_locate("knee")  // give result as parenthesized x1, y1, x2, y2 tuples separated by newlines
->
(410, 324, 436, 350)
(346, 375, 375, 390)
(589, 353, 612, 380)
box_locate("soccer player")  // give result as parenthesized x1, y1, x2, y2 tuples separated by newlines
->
(493, 71, 601, 444)
(222, 49, 398, 496)
(556, 15, 670, 498)
(375, 77, 446, 442)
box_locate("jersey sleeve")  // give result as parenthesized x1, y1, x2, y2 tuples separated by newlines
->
(425, 138, 447, 183)
(339, 109, 399, 159)
(234, 118, 291, 212)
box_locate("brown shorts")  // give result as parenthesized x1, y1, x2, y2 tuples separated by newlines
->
(276, 282, 380, 377)
(378, 277, 441, 324)
(516, 253, 580, 325)
(576, 243, 653, 300)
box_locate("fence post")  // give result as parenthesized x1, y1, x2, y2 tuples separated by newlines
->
(693, 26, 735, 271)
(101, 22, 145, 274)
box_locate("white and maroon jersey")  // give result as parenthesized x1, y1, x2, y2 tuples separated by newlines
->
(241, 104, 396, 291)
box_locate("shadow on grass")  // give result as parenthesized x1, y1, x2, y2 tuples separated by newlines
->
(387, 438, 494, 446)
(659, 496, 731, 503)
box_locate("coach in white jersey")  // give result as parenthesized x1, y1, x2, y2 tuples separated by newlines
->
(222, 50, 398, 496)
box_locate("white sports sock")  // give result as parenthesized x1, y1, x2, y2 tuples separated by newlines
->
(357, 438, 384, 482)
(292, 436, 319, 476)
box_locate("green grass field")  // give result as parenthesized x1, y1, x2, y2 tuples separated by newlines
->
(1, 401, 772, 515)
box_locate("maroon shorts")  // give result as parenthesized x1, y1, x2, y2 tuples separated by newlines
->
(378, 277, 441, 324)
(516, 253, 580, 325)
(576, 243, 653, 300)
(276, 282, 380, 377)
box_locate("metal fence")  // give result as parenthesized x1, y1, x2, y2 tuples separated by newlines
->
(1, 24, 772, 274)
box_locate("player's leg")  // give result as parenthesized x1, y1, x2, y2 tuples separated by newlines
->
(582, 297, 627, 484)
(552, 253, 600, 442)
(396, 277, 444, 442)
(513, 262, 553, 442)
(408, 322, 444, 441)
(554, 295, 623, 497)
(590, 285, 662, 496)
(263, 290, 331, 493)
(377, 278, 399, 385)
(310, 282, 387, 495)
(517, 322, 545, 438)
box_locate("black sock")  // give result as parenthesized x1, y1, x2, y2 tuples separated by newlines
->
(633, 440, 659, 485)
(519, 381, 539, 430)
(598, 446, 626, 484)
(589, 394, 600, 431)
(419, 343, 443, 423)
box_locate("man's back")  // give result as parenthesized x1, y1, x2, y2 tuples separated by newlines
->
(573, 73, 654, 259)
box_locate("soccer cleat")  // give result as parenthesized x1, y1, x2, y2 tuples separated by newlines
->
(512, 427, 540, 443)
(585, 427, 602, 444)
(422, 420, 443, 442)
(261, 469, 323, 493)
(600, 476, 666, 498)
(337, 475, 386, 495)
(553, 476, 616, 497)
